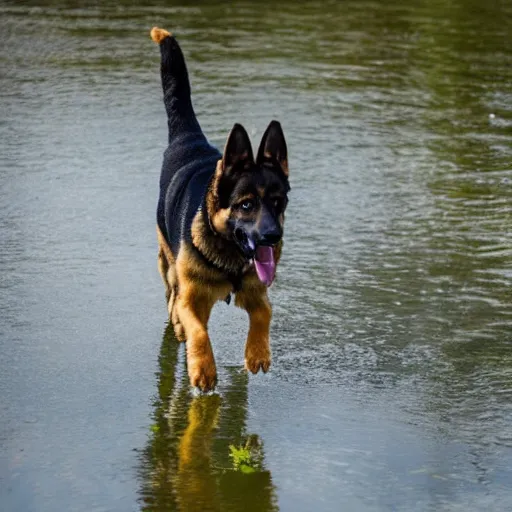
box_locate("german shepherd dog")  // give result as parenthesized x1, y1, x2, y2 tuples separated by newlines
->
(150, 28, 290, 392)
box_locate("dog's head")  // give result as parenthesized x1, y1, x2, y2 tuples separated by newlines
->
(208, 121, 290, 286)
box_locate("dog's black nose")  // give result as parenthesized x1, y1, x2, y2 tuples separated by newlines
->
(259, 231, 282, 246)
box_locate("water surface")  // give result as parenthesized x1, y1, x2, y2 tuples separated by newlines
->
(1, 1, 511, 511)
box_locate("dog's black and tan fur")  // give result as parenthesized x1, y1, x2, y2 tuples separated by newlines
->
(151, 27, 290, 392)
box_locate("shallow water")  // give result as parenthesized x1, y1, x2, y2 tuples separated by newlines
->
(1, 1, 511, 510)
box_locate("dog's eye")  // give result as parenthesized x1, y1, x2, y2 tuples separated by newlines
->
(240, 199, 254, 212)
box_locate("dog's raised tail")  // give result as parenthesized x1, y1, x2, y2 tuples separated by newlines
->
(150, 27, 171, 44)
(150, 27, 200, 139)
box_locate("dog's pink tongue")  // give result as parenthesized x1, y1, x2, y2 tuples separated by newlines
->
(254, 246, 276, 286)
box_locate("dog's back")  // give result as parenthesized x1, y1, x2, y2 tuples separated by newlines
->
(158, 139, 220, 257)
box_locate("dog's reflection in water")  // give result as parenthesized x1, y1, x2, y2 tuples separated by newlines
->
(139, 323, 278, 512)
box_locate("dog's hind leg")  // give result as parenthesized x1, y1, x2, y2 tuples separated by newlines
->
(163, 257, 186, 341)
(168, 280, 185, 342)
(156, 227, 186, 340)
(157, 224, 184, 342)
(157, 226, 173, 301)
(157, 246, 171, 302)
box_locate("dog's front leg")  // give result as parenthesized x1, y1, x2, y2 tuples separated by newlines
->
(236, 290, 272, 374)
(176, 286, 217, 391)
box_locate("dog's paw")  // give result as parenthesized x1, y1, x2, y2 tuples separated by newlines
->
(245, 347, 271, 374)
(188, 356, 217, 392)
(173, 322, 186, 342)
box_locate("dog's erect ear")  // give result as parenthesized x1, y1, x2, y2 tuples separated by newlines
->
(222, 123, 254, 173)
(256, 120, 288, 176)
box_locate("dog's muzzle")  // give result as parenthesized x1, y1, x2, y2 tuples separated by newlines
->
(234, 227, 278, 287)
(234, 227, 256, 259)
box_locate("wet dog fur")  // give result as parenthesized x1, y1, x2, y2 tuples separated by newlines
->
(151, 27, 290, 392)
